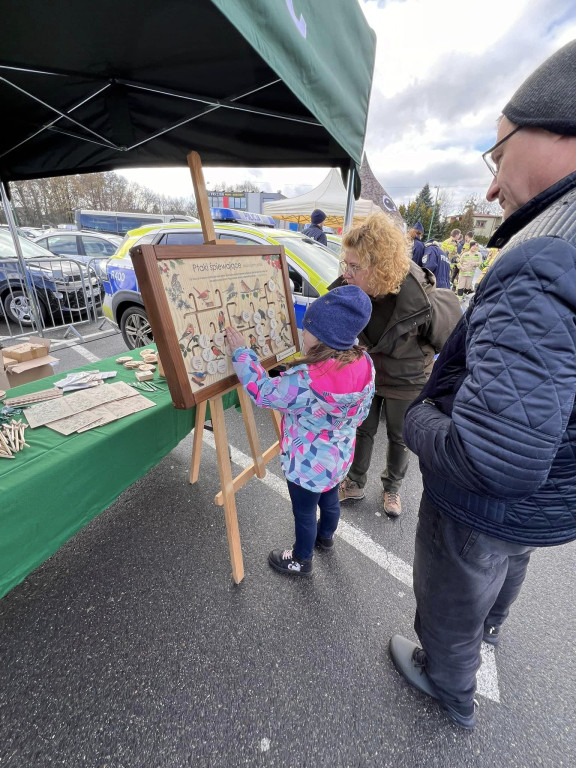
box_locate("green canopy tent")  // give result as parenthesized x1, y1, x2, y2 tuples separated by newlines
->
(0, 0, 375, 330)
(0, 0, 375, 182)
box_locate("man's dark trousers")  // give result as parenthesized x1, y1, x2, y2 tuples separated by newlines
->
(347, 394, 411, 492)
(413, 493, 533, 712)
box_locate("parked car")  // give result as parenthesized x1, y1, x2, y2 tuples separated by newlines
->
(103, 212, 339, 349)
(0, 230, 102, 326)
(0, 224, 41, 240)
(33, 230, 122, 278)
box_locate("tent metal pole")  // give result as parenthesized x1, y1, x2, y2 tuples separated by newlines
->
(0, 83, 112, 160)
(343, 160, 356, 231)
(120, 79, 321, 128)
(0, 181, 44, 335)
(0, 76, 119, 151)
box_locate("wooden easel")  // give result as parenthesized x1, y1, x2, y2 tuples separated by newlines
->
(186, 151, 284, 584)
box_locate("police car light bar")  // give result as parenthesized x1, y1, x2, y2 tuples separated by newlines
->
(210, 207, 276, 227)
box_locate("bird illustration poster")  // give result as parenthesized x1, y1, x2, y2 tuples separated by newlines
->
(132, 243, 299, 406)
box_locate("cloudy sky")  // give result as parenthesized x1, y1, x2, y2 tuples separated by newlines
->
(120, 0, 576, 215)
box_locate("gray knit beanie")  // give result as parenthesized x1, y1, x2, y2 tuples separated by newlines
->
(503, 40, 576, 135)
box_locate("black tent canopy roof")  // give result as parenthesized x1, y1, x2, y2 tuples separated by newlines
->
(0, 0, 376, 182)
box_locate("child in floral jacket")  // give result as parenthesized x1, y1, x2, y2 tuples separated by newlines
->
(227, 285, 375, 576)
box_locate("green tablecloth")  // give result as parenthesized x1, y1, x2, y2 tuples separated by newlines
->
(0, 347, 239, 600)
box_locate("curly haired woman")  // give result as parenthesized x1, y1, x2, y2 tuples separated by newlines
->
(335, 213, 461, 517)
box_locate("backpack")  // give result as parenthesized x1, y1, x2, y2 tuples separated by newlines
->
(423, 284, 462, 352)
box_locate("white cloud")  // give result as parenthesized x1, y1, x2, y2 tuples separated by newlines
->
(118, 0, 576, 216)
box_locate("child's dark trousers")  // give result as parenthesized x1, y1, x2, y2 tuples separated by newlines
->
(287, 480, 340, 560)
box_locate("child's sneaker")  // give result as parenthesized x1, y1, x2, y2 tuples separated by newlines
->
(268, 548, 313, 576)
(315, 535, 334, 551)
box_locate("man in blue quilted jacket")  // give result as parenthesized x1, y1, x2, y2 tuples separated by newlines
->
(389, 40, 576, 729)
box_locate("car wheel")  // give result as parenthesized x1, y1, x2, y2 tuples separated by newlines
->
(3, 290, 46, 327)
(120, 305, 154, 349)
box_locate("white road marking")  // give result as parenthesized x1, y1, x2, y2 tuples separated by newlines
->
(477, 645, 500, 703)
(202, 430, 501, 702)
(72, 345, 101, 363)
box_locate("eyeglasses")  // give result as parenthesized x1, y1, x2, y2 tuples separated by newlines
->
(482, 125, 523, 176)
(339, 260, 366, 275)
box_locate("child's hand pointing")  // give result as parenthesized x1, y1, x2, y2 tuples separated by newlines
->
(225, 326, 246, 352)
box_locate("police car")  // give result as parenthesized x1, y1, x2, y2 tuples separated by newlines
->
(324, 234, 342, 256)
(103, 208, 339, 349)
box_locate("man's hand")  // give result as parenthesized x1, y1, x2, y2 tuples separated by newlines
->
(225, 326, 246, 352)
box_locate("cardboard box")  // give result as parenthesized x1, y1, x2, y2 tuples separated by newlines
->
(0, 337, 59, 390)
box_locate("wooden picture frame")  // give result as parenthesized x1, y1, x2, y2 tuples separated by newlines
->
(130, 243, 300, 409)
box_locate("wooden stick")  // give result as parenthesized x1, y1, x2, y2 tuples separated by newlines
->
(209, 396, 244, 584)
(214, 440, 281, 505)
(269, 409, 283, 441)
(0, 431, 12, 455)
(237, 385, 266, 479)
(189, 400, 207, 484)
(187, 151, 217, 244)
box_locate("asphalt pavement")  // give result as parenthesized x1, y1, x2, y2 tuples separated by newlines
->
(0, 326, 575, 768)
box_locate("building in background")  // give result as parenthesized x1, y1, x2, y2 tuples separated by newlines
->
(207, 191, 285, 214)
(447, 213, 503, 240)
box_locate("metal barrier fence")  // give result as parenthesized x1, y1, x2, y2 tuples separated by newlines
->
(0, 255, 115, 342)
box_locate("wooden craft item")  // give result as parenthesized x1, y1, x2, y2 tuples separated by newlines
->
(135, 371, 154, 382)
(3, 388, 63, 407)
(138, 364, 156, 372)
(123, 360, 141, 370)
(3, 343, 34, 362)
(30, 344, 47, 359)
(130, 239, 299, 409)
(25, 381, 136, 428)
(0, 390, 6, 401)
(139, 348, 156, 358)
(48, 393, 155, 435)
(116, 356, 132, 364)
(0, 420, 30, 458)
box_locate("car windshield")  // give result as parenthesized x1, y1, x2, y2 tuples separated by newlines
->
(272, 233, 339, 284)
(0, 230, 54, 259)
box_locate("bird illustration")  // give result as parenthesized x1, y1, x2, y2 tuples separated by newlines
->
(225, 282, 238, 301)
(211, 346, 225, 358)
(248, 334, 259, 353)
(279, 310, 288, 331)
(240, 279, 252, 293)
(189, 371, 209, 387)
(252, 278, 261, 292)
(231, 313, 244, 326)
(189, 287, 211, 303)
(179, 323, 195, 341)
(171, 273, 184, 294)
(217, 310, 226, 331)
(179, 324, 199, 348)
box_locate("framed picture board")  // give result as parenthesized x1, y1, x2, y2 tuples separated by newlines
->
(130, 244, 300, 409)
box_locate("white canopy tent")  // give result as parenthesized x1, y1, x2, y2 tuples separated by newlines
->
(262, 169, 383, 227)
